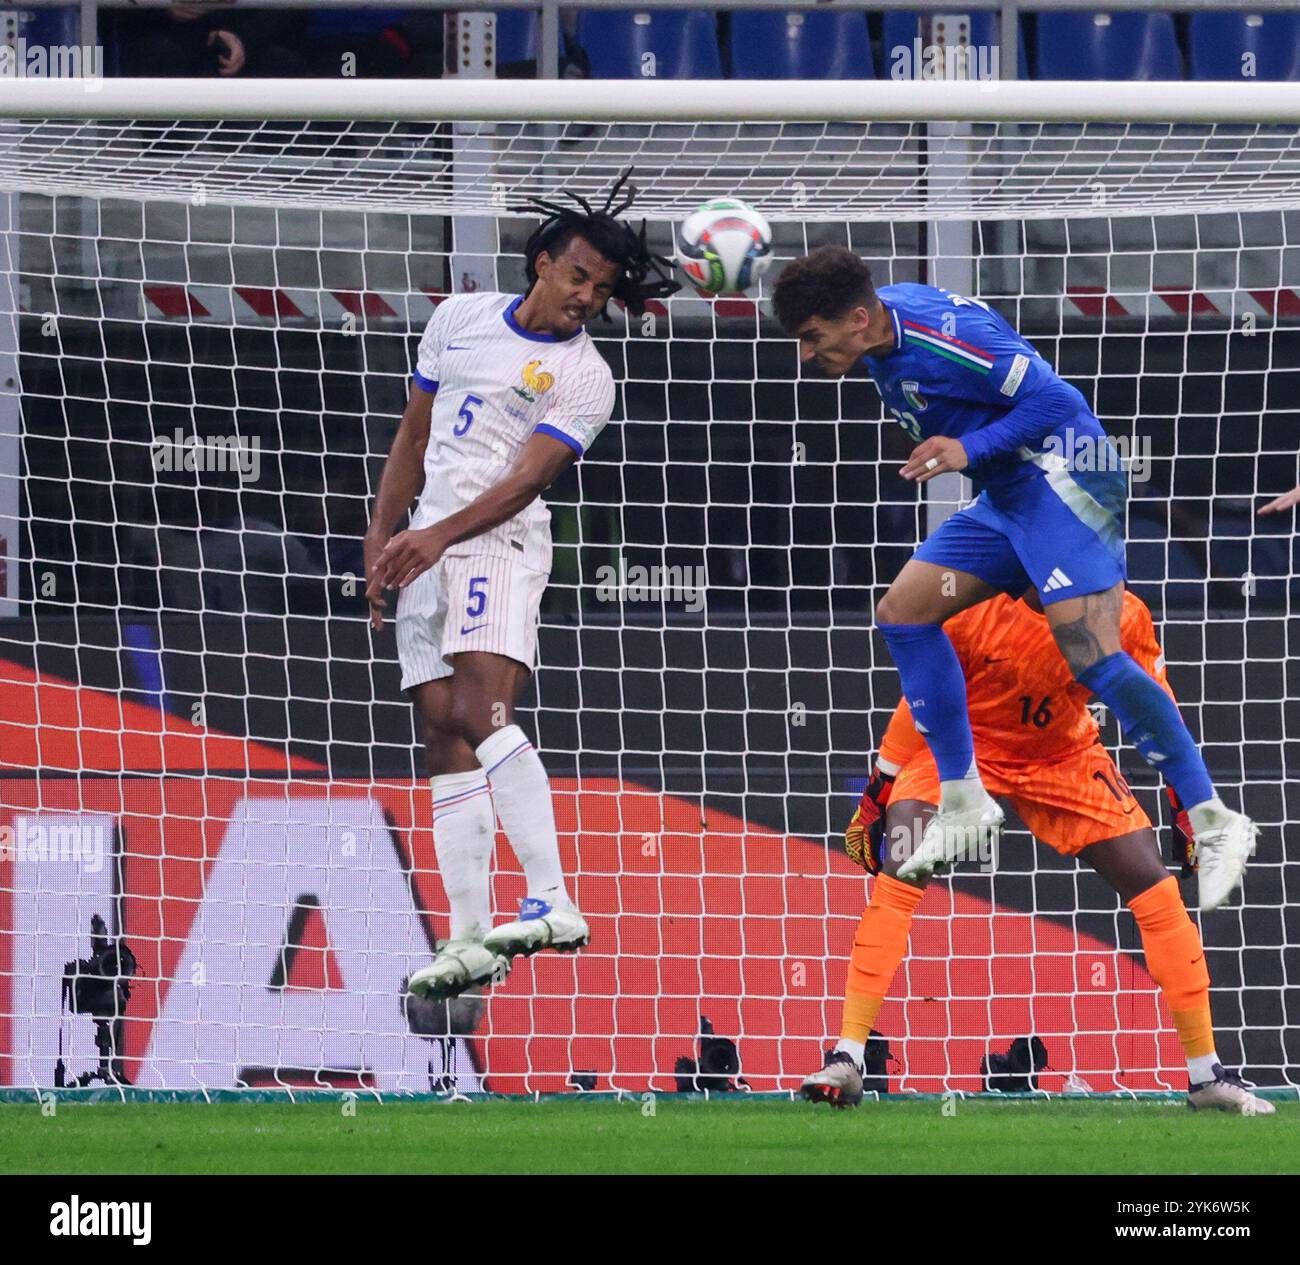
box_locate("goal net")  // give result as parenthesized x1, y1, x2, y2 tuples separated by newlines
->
(1, 80, 1296, 1097)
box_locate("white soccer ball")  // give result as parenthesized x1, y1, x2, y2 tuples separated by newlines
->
(675, 197, 773, 296)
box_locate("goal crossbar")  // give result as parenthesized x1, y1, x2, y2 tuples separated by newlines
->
(4, 78, 1300, 124)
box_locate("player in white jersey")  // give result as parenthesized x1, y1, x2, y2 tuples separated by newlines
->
(365, 175, 677, 1000)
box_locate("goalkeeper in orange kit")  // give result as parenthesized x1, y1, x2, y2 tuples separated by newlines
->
(802, 589, 1274, 1115)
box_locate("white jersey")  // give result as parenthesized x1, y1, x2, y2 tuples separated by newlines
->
(410, 291, 616, 573)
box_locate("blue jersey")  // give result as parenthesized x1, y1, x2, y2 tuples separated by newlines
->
(864, 283, 1106, 494)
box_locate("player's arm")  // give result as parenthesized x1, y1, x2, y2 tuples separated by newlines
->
(902, 303, 1086, 482)
(364, 381, 434, 629)
(368, 432, 577, 594)
(844, 700, 926, 872)
(365, 299, 452, 627)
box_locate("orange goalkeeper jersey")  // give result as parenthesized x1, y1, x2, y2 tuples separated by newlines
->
(877, 590, 1173, 770)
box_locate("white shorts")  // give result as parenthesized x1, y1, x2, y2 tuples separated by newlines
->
(396, 552, 549, 690)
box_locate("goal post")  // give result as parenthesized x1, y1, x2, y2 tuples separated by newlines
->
(0, 78, 1297, 1097)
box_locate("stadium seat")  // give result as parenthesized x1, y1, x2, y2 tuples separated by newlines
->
(15, 6, 84, 68)
(729, 12, 874, 79)
(17, 5, 78, 48)
(495, 12, 539, 66)
(1189, 11, 1300, 81)
(579, 11, 723, 79)
(1035, 12, 1183, 80)
(880, 11, 1026, 80)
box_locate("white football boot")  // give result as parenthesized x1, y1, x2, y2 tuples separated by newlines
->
(895, 789, 1004, 883)
(800, 1050, 865, 1110)
(1194, 808, 1258, 911)
(407, 938, 509, 1001)
(483, 897, 590, 960)
(1187, 1065, 1276, 1116)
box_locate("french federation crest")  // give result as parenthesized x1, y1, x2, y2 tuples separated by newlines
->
(901, 380, 927, 412)
(512, 359, 556, 404)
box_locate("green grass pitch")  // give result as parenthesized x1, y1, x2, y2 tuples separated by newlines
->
(1, 1097, 1297, 1175)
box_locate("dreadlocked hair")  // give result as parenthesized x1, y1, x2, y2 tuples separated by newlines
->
(511, 168, 680, 319)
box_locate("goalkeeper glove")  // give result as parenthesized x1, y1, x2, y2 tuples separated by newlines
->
(1166, 786, 1196, 877)
(845, 765, 895, 874)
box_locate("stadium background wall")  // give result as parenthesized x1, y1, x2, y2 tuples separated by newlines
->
(2, 205, 1298, 1092)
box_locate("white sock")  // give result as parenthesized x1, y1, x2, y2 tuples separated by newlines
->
(835, 1038, 865, 1068)
(431, 769, 495, 941)
(475, 725, 572, 908)
(1188, 796, 1230, 836)
(1188, 1052, 1220, 1085)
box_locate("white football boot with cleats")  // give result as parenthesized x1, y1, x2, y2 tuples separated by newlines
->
(407, 938, 509, 1000)
(1187, 1064, 1276, 1116)
(801, 1050, 865, 1110)
(896, 788, 1004, 883)
(483, 897, 590, 960)
(1193, 807, 1258, 911)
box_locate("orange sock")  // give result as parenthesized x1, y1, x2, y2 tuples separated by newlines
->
(840, 874, 925, 1043)
(1128, 875, 1216, 1060)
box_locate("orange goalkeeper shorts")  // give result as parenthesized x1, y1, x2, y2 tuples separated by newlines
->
(890, 742, 1152, 855)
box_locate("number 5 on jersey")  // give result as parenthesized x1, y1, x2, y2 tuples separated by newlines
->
(455, 393, 483, 436)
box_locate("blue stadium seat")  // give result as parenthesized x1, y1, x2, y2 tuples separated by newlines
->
(1189, 11, 1300, 81)
(17, 6, 80, 62)
(730, 12, 874, 79)
(579, 11, 722, 79)
(1035, 12, 1183, 80)
(880, 11, 1025, 80)
(495, 12, 539, 66)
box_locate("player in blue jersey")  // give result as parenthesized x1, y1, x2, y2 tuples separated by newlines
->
(772, 246, 1256, 911)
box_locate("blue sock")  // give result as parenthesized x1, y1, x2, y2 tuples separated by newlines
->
(878, 622, 977, 783)
(1077, 651, 1215, 808)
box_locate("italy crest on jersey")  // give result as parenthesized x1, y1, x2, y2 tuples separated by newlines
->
(513, 359, 556, 404)
(902, 379, 927, 412)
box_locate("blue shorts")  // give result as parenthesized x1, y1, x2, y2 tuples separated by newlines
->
(914, 467, 1126, 605)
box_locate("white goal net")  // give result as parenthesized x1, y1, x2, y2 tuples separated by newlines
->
(0, 81, 1296, 1096)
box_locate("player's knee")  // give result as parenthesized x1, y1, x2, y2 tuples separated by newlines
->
(446, 686, 504, 747)
(874, 591, 911, 626)
(874, 590, 906, 625)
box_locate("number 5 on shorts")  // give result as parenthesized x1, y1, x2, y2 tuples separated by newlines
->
(467, 576, 489, 618)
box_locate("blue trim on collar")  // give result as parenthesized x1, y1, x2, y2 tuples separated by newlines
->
(503, 295, 580, 343)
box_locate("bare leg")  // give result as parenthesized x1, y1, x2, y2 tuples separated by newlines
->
(881, 800, 936, 884)
(1043, 582, 1124, 676)
(409, 677, 478, 777)
(875, 560, 1001, 627)
(443, 650, 531, 748)
(1079, 827, 1169, 903)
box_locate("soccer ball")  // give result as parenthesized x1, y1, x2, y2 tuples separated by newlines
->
(675, 197, 773, 296)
